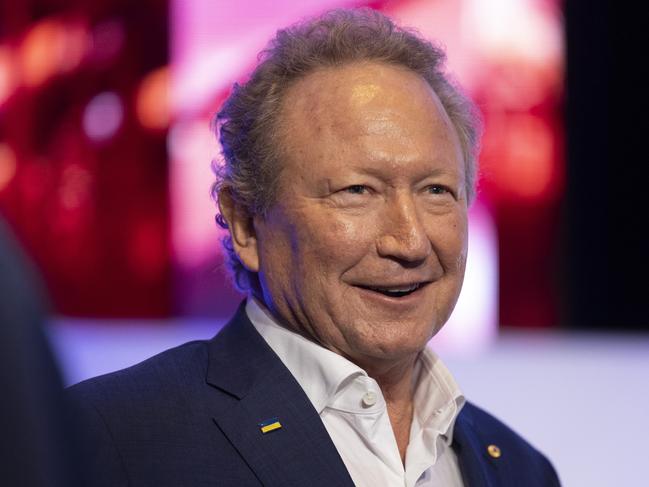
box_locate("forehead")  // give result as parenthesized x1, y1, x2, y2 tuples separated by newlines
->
(277, 62, 461, 162)
(285, 63, 446, 125)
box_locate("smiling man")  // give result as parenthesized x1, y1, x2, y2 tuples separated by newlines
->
(69, 9, 560, 487)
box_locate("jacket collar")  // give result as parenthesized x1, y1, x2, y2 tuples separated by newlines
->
(206, 302, 504, 487)
(206, 302, 355, 487)
(452, 404, 503, 487)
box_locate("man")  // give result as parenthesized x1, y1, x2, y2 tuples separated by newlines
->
(69, 9, 560, 486)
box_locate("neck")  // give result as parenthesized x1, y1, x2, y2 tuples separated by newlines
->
(366, 356, 418, 464)
(367, 357, 415, 401)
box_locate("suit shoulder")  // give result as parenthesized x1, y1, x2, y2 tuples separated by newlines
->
(67, 339, 209, 407)
(458, 402, 561, 485)
(459, 402, 533, 444)
(459, 401, 548, 456)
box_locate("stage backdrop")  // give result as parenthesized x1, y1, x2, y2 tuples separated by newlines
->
(0, 0, 564, 341)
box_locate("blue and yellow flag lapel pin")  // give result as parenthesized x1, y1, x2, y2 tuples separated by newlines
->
(258, 417, 282, 434)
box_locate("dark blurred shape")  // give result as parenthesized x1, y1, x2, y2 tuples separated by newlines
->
(0, 217, 82, 486)
(0, 0, 171, 318)
(565, 0, 649, 329)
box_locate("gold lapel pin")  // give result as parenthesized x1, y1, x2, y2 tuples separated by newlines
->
(487, 444, 502, 458)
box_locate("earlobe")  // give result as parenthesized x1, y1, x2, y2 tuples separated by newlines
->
(217, 189, 260, 272)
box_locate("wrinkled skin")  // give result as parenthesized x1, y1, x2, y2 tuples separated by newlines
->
(223, 62, 468, 376)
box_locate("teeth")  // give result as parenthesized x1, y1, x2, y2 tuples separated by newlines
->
(371, 283, 420, 293)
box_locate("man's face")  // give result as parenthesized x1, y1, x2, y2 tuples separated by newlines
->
(250, 62, 468, 369)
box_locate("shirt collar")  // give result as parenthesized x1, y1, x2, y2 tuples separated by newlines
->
(413, 347, 466, 445)
(245, 297, 465, 444)
(246, 297, 364, 414)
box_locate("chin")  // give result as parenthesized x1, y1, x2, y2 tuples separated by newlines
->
(346, 324, 433, 364)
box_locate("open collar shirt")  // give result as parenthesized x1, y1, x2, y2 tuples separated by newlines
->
(246, 298, 466, 487)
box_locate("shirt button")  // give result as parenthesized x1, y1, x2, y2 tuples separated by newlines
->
(362, 391, 377, 407)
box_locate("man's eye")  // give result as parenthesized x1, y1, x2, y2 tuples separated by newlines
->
(344, 185, 369, 195)
(427, 185, 449, 195)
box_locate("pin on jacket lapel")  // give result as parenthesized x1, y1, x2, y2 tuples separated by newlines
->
(452, 402, 561, 487)
(206, 304, 355, 487)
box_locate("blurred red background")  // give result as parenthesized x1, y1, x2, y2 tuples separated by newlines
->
(0, 0, 171, 317)
(0, 0, 565, 328)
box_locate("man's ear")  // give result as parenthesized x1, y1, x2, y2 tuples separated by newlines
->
(217, 188, 260, 272)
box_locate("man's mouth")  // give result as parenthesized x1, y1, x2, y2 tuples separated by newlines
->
(356, 282, 426, 298)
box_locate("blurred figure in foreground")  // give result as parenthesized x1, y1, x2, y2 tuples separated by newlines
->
(0, 218, 81, 486)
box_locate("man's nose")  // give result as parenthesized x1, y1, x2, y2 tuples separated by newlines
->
(376, 194, 431, 264)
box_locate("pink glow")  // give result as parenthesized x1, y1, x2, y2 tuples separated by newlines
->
(168, 119, 223, 268)
(431, 201, 499, 355)
(170, 0, 358, 116)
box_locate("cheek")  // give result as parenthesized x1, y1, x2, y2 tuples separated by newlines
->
(256, 226, 294, 293)
(300, 214, 375, 268)
(432, 213, 468, 271)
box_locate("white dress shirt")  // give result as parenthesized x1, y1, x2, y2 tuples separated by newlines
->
(246, 298, 466, 487)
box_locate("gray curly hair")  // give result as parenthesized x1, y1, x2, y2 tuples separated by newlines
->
(211, 8, 482, 292)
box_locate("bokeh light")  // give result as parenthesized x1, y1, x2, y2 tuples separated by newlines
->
(18, 18, 88, 88)
(0, 143, 17, 191)
(136, 66, 170, 130)
(20, 19, 64, 87)
(58, 164, 92, 210)
(0, 0, 564, 326)
(0, 46, 17, 106)
(82, 91, 124, 142)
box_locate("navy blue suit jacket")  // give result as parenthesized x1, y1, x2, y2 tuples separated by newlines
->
(68, 303, 560, 486)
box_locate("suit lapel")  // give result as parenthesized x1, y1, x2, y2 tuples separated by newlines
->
(206, 303, 354, 487)
(452, 406, 500, 487)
